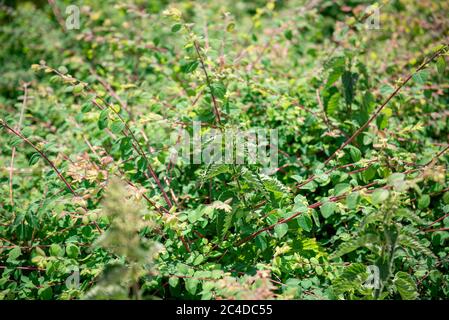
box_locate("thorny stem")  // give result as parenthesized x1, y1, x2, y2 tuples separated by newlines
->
(44, 65, 174, 209)
(323, 45, 447, 166)
(9, 82, 29, 205)
(1, 120, 77, 196)
(236, 143, 449, 247)
(193, 40, 222, 126)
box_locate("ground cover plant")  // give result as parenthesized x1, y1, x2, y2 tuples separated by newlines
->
(0, 0, 449, 300)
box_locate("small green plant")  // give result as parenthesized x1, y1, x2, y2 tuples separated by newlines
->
(1, 0, 449, 300)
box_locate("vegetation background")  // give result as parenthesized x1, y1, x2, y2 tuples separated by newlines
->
(0, 0, 448, 300)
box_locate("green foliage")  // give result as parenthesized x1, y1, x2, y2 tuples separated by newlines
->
(1, 0, 449, 300)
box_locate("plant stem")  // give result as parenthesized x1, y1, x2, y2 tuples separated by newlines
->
(1, 120, 77, 196)
(323, 46, 447, 166)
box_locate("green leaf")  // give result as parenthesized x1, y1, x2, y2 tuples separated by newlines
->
(412, 70, 429, 85)
(204, 164, 230, 179)
(7, 247, 21, 262)
(372, 189, 389, 204)
(185, 278, 199, 295)
(110, 120, 125, 134)
(120, 137, 133, 159)
(297, 214, 312, 232)
(50, 244, 63, 257)
(332, 263, 368, 294)
(176, 263, 191, 276)
(188, 208, 203, 223)
(443, 191, 449, 204)
(342, 71, 358, 106)
(394, 272, 418, 300)
(193, 254, 204, 266)
(331, 238, 362, 259)
(348, 146, 361, 162)
(284, 29, 293, 40)
(136, 156, 147, 172)
(315, 265, 324, 275)
(327, 92, 341, 116)
(260, 174, 289, 197)
(38, 286, 53, 300)
(169, 277, 179, 288)
(346, 192, 359, 209)
(66, 244, 80, 259)
(380, 84, 394, 95)
(21, 127, 32, 137)
(10, 135, 23, 147)
(58, 66, 68, 74)
(418, 194, 430, 209)
(181, 60, 199, 73)
(362, 165, 376, 182)
(334, 183, 351, 196)
(320, 202, 336, 218)
(81, 102, 92, 113)
(436, 56, 446, 74)
(399, 233, 436, 258)
(226, 23, 235, 32)
(29, 153, 41, 166)
(211, 82, 226, 99)
(293, 201, 308, 213)
(171, 23, 182, 32)
(73, 83, 84, 94)
(326, 67, 344, 88)
(274, 223, 288, 239)
(98, 109, 109, 130)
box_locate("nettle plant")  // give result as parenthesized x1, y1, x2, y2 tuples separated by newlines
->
(1, 0, 449, 300)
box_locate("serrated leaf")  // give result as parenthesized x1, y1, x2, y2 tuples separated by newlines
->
(412, 70, 429, 85)
(326, 68, 344, 88)
(399, 233, 436, 258)
(181, 60, 199, 73)
(211, 82, 226, 99)
(260, 174, 289, 197)
(331, 237, 362, 259)
(29, 153, 41, 166)
(327, 92, 341, 116)
(204, 164, 230, 179)
(342, 71, 358, 106)
(394, 272, 418, 300)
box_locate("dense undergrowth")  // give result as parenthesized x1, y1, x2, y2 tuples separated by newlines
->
(1, 0, 449, 300)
